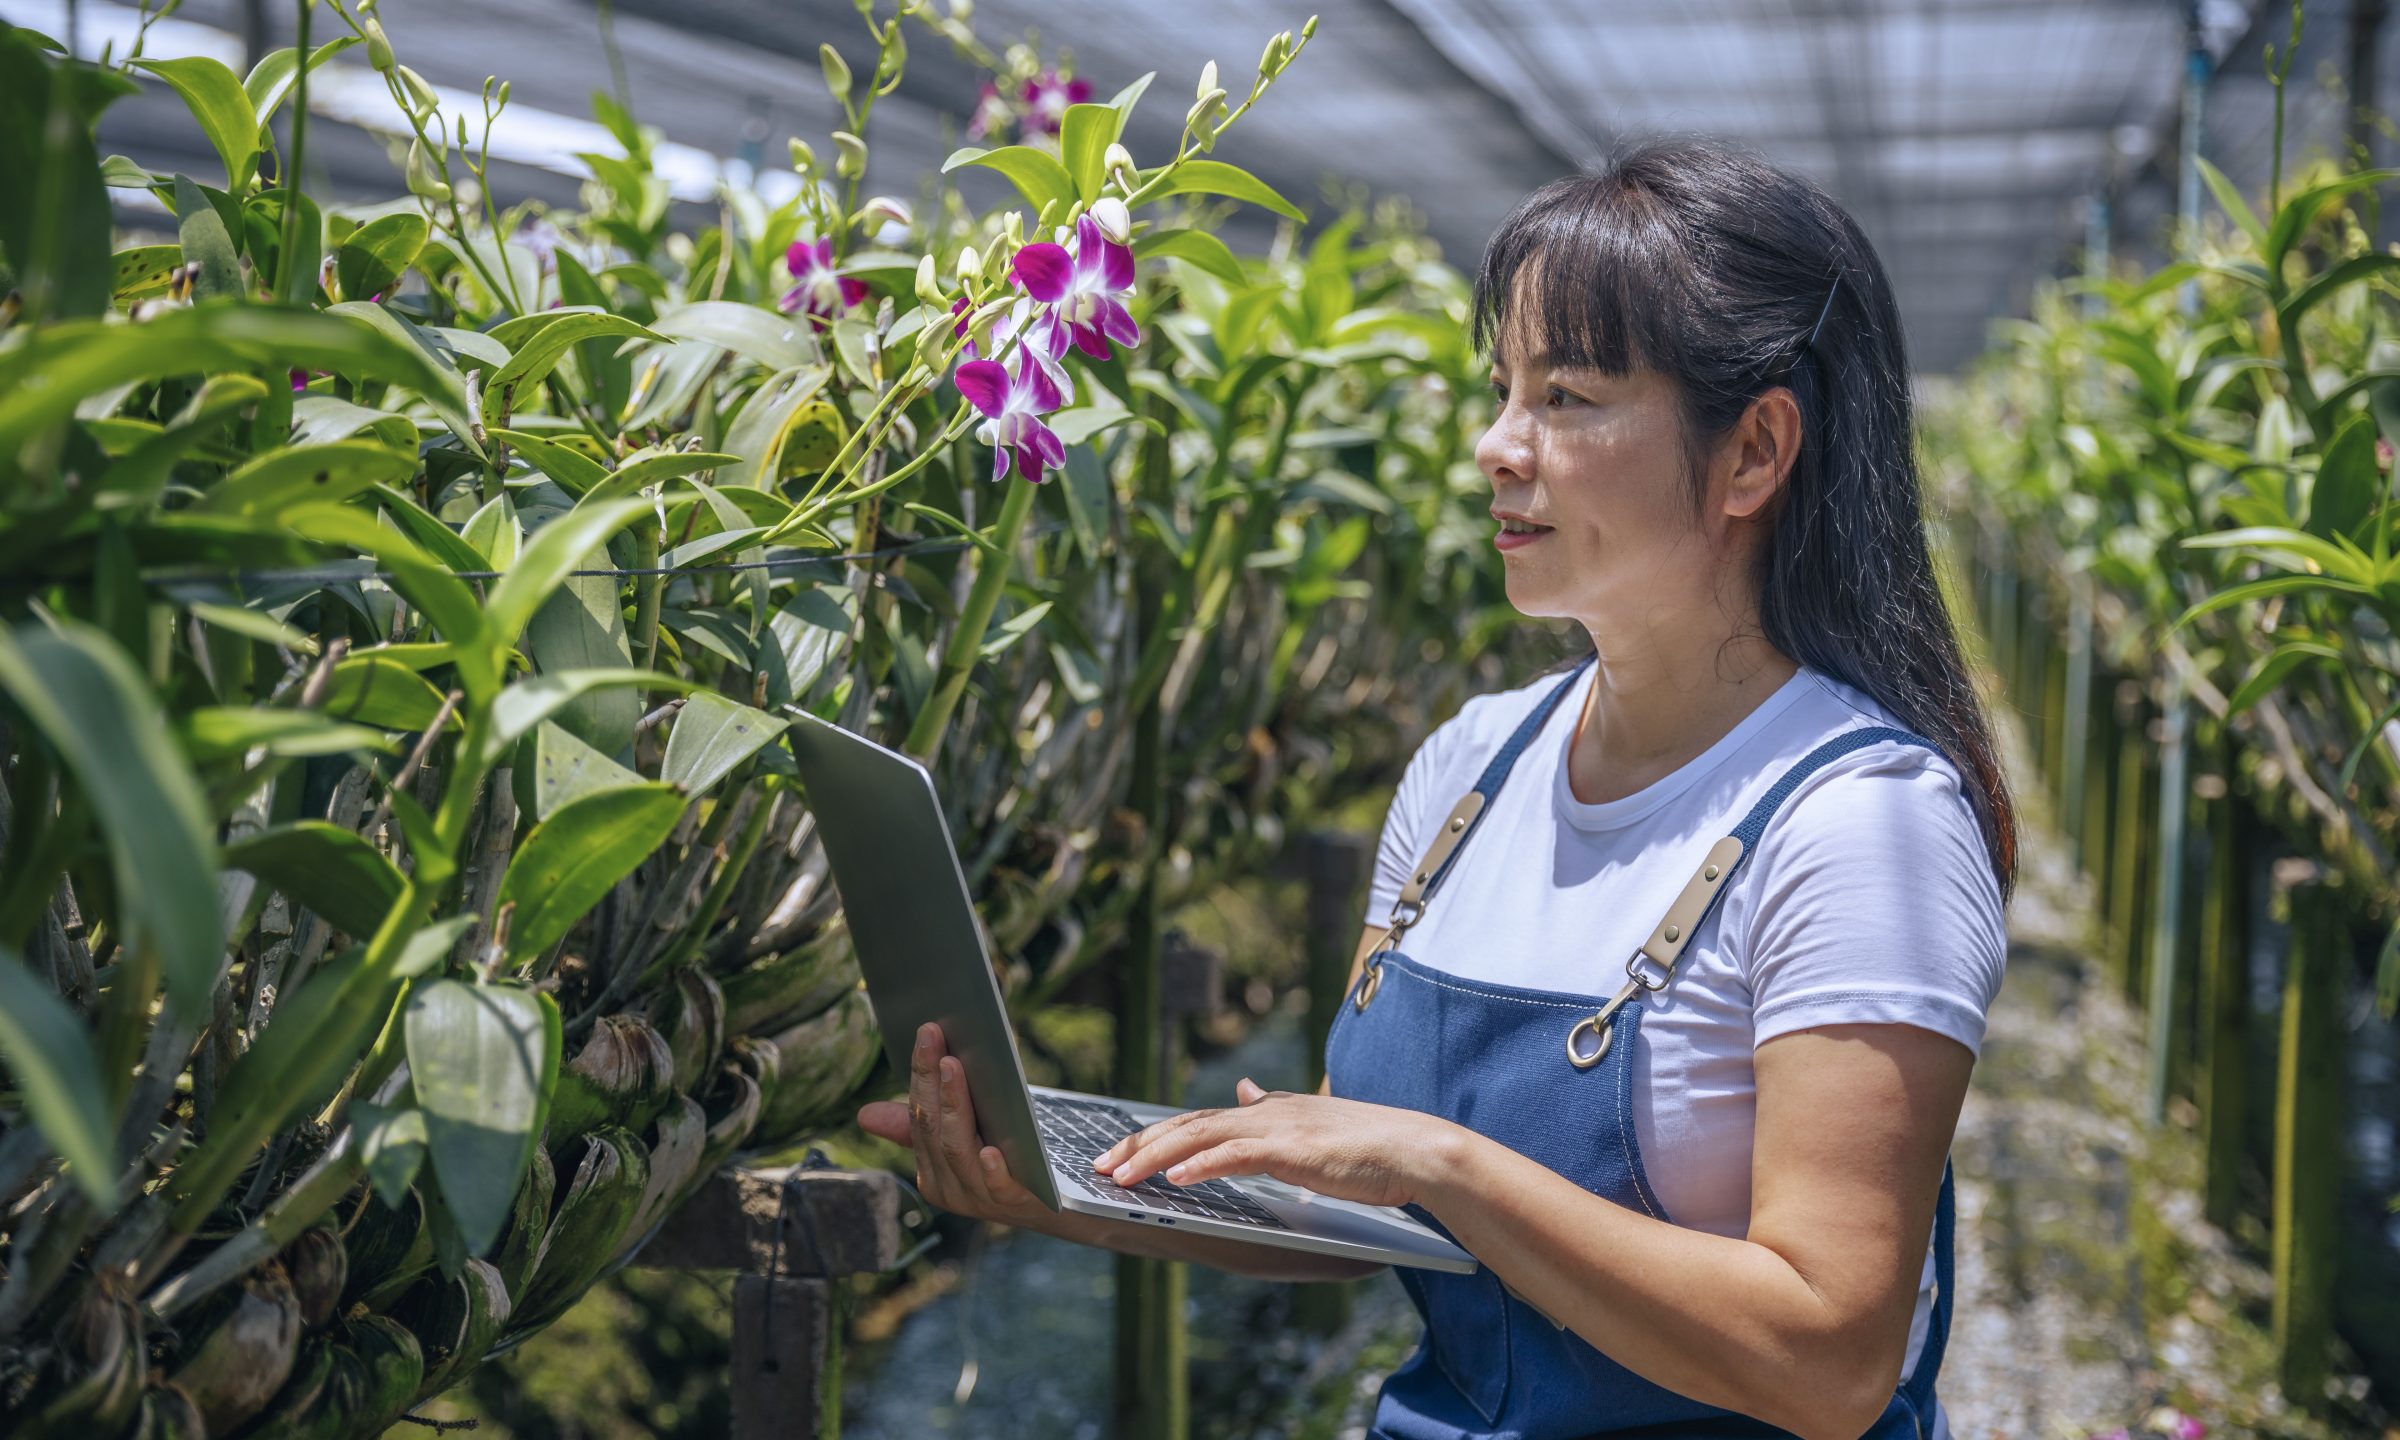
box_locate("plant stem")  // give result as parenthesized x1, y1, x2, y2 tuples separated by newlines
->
(279, 0, 313, 305)
(904, 465, 1039, 760)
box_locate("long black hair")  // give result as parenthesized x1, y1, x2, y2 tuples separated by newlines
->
(1470, 135, 2016, 897)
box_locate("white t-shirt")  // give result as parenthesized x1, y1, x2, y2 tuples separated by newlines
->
(1363, 658, 2006, 1431)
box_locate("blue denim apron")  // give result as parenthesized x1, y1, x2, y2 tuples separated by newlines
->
(1326, 657, 1955, 1439)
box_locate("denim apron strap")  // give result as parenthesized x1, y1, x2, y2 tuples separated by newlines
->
(1354, 655, 1594, 1007)
(1562, 722, 1945, 1068)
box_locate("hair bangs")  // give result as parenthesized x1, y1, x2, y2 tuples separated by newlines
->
(1468, 174, 1692, 380)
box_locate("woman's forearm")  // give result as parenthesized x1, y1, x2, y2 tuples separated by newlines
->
(1417, 1130, 1902, 1440)
(1021, 1202, 1388, 1282)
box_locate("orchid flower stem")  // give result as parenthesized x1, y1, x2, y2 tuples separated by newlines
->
(783, 401, 976, 539)
(277, 0, 311, 302)
(905, 455, 1041, 760)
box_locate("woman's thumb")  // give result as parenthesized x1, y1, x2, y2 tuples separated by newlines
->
(1235, 1077, 1267, 1105)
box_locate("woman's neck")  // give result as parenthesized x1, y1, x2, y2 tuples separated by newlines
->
(1564, 624, 1798, 807)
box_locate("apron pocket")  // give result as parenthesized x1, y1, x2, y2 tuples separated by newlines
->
(1415, 1265, 1514, 1426)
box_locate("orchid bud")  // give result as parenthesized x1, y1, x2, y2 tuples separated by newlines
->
(1104, 142, 1136, 189)
(789, 137, 817, 174)
(1197, 60, 1218, 101)
(831, 129, 867, 179)
(1259, 31, 1290, 76)
(914, 253, 941, 304)
(1002, 210, 1023, 244)
(861, 195, 913, 230)
(820, 43, 853, 101)
(955, 245, 981, 285)
(1301, 14, 1318, 39)
(1089, 196, 1131, 245)
(397, 64, 439, 118)
(405, 138, 450, 202)
(1184, 88, 1228, 137)
(496, 80, 510, 109)
(950, 0, 972, 16)
(363, 16, 394, 70)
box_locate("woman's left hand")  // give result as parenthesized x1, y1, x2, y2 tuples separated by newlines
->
(1091, 1078, 1465, 1209)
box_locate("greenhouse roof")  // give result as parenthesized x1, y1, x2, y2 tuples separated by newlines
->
(13, 0, 2345, 372)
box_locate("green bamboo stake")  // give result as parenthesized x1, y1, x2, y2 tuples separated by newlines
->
(2110, 705, 2151, 998)
(903, 473, 1039, 761)
(2061, 580, 2094, 865)
(2197, 731, 2251, 1232)
(2145, 680, 2191, 1121)
(2042, 624, 2070, 801)
(2085, 677, 2119, 910)
(2272, 877, 2342, 1410)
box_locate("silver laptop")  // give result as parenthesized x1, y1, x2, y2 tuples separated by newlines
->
(782, 708, 1476, 1275)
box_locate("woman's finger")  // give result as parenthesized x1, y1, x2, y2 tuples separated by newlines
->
(1162, 1138, 1271, 1187)
(933, 1056, 992, 1193)
(907, 1024, 944, 1181)
(857, 1099, 916, 1147)
(1108, 1113, 1237, 1187)
(1235, 1077, 1269, 1105)
(1094, 1106, 1214, 1173)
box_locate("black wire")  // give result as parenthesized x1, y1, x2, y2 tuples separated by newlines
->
(145, 520, 1074, 592)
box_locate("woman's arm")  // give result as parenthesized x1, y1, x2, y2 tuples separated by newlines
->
(1100, 1017, 1972, 1440)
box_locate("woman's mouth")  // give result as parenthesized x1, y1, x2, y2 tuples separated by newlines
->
(1494, 517, 1553, 551)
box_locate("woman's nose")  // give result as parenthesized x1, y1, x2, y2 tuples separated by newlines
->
(1475, 405, 1535, 488)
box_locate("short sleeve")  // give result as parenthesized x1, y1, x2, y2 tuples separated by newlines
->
(1363, 714, 1470, 929)
(1729, 746, 2006, 1057)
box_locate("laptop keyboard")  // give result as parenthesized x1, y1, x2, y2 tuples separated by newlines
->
(1033, 1093, 1288, 1230)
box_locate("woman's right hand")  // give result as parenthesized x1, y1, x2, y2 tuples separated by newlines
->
(857, 1021, 1059, 1231)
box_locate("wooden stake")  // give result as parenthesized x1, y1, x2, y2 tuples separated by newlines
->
(2110, 696, 2152, 997)
(2145, 683, 2192, 1121)
(2197, 733, 2251, 1232)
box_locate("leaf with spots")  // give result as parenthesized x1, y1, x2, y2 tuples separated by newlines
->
(661, 691, 788, 797)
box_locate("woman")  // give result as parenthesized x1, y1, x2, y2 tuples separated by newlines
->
(860, 136, 2015, 1440)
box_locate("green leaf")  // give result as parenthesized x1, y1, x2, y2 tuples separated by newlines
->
(0, 35, 116, 320)
(372, 483, 494, 575)
(134, 56, 260, 190)
(283, 505, 493, 697)
(1059, 103, 1118, 202)
(0, 304, 453, 454)
(2226, 641, 2345, 716)
(490, 428, 610, 496)
(326, 300, 486, 458)
(523, 563, 639, 758)
(497, 784, 688, 960)
(491, 312, 667, 397)
(337, 212, 429, 304)
(97, 374, 271, 509)
(2264, 169, 2400, 273)
(0, 621, 221, 1014)
(2181, 524, 2376, 583)
(195, 441, 417, 515)
(324, 653, 452, 731)
(941, 144, 1075, 214)
(2196, 158, 2266, 254)
(2307, 413, 2380, 544)
(485, 498, 651, 651)
(406, 980, 560, 1256)
(221, 820, 406, 936)
(173, 173, 241, 301)
(2282, 253, 2400, 330)
(463, 493, 521, 570)
(182, 706, 392, 764)
(721, 364, 835, 490)
(476, 668, 695, 771)
(1135, 228, 1245, 286)
(1151, 160, 1305, 222)
(978, 600, 1052, 660)
(186, 600, 318, 653)
(0, 949, 119, 1207)
(515, 718, 641, 821)
(648, 302, 816, 371)
(111, 244, 184, 300)
(352, 1100, 429, 1208)
(661, 692, 788, 796)
(243, 36, 358, 129)
(2170, 572, 2370, 630)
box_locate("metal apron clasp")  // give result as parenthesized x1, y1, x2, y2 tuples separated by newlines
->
(1354, 900, 1422, 1011)
(1564, 950, 1672, 1069)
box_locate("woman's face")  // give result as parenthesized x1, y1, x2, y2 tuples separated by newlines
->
(1459, 314, 1785, 643)
(1473, 324, 1718, 633)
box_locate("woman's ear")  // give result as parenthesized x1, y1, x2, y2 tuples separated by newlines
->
(1719, 387, 1803, 520)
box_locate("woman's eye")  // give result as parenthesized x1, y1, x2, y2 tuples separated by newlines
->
(1546, 385, 1579, 408)
(1488, 380, 1508, 403)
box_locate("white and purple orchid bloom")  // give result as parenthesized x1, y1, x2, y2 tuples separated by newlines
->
(779, 236, 869, 320)
(954, 354, 1070, 484)
(1011, 213, 1141, 362)
(1020, 70, 1092, 137)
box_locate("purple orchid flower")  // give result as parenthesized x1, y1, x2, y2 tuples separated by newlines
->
(1019, 69, 1091, 136)
(780, 236, 869, 320)
(1011, 213, 1140, 361)
(955, 353, 1069, 484)
(966, 79, 1011, 141)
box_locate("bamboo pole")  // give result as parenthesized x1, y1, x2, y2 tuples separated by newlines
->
(2062, 579, 2095, 864)
(2197, 729, 2251, 1232)
(2145, 682, 2192, 1121)
(2110, 692, 2152, 997)
(2272, 875, 2344, 1410)
(2086, 674, 2119, 910)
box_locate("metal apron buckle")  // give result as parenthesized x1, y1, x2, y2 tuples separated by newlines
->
(1354, 900, 1422, 1011)
(1564, 951, 1672, 1069)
